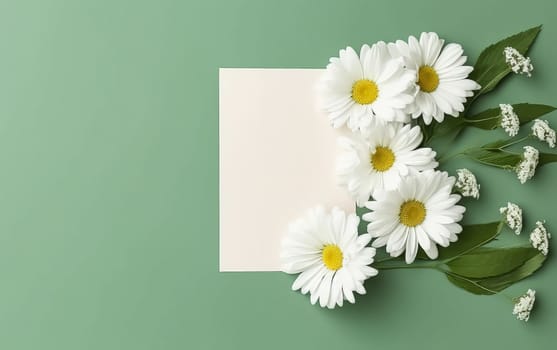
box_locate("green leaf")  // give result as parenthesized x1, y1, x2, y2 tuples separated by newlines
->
(512, 103, 556, 124)
(436, 221, 503, 261)
(466, 103, 556, 130)
(446, 247, 539, 278)
(479, 252, 546, 291)
(539, 152, 557, 167)
(445, 251, 547, 295)
(464, 148, 557, 177)
(470, 26, 541, 99)
(465, 148, 522, 169)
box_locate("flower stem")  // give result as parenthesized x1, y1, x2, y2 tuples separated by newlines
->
(375, 260, 441, 270)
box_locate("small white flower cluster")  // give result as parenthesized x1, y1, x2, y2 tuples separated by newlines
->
(499, 104, 520, 137)
(513, 289, 536, 322)
(504, 47, 534, 77)
(532, 119, 556, 148)
(454, 168, 480, 199)
(499, 202, 522, 235)
(515, 146, 539, 184)
(530, 221, 551, 256)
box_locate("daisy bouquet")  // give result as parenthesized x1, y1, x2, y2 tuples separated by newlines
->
(281, 26, 554, 321)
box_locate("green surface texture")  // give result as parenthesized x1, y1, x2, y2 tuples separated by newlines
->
(0, 0, 555, 349)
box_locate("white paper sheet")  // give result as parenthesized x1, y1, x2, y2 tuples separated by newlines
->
(219, 68, 354, 271)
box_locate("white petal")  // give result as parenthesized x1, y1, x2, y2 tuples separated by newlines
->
(405, 228, 418, 264)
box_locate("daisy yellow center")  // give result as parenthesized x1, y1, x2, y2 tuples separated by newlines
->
(399, 200, 427, 227)
(322, 244, 343, 271)
(418, 66, 439, 93)
(371, 146, 395, 172)
(351, 79, 379, 105)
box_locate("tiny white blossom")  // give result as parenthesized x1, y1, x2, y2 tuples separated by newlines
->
(530, 221, 551, 256)
(454, 168, 480, 199)
(515, 146, 539, 184)
(499, 202, 523, 235)
(504, 47, 534, 77)
(499, 104, 520, 137)
(532, 119, 556, 148)
(513, 289, 536, 322)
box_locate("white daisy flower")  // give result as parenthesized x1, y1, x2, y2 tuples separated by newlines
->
(515, 146, 539, 184)
(504, 47, 534, 77)
(499, 104, 520, 137)
(337, 123, 438, 206)
(454, 168, 480, 199)
(532, 119, 556, 148)
(389, 32, 480, 124)
(530, 221, 551, 256)
(513, 289, 536, 322)
(363, 170, 465, 264)
(499, 202, 523, 235)
(281, 206, 378, 309)
(319, 42, 416, 131)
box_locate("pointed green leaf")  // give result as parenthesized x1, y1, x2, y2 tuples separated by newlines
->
(466, 103, 556, 130)
(465, 148, 557, 177)
(465, 148, 521, 169)
(512, 103, 556, 124)
(479, 252, 546, 291)
(470, 26, 541, 98)
(445, 251, 546, 295)
(446, 247, 539, 278)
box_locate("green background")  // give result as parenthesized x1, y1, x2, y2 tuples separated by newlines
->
(0, 0, 555, 349)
